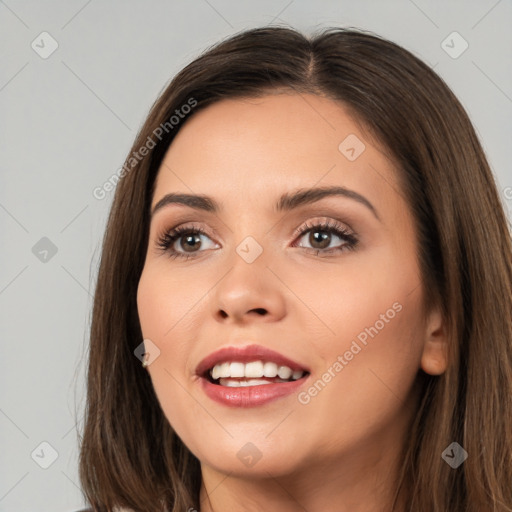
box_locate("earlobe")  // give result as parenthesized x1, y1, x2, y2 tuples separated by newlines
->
(420, 307, 449, 376)
(421, 346, 448, 375)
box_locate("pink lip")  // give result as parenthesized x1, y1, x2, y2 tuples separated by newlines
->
(195, 344, 310, 408)
(199, 375, 309, 407)
(195, 344, 310, 377)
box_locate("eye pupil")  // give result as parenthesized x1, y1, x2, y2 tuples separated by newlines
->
(182, 234, 201, 252)
(310, 231, 330, 249)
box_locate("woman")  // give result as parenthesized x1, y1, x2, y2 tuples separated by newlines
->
(78, 26, 512, 511)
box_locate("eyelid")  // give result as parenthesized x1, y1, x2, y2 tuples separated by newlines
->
(156, 215, 354, 243)
(154, 215, 359, 260)
(155, 220, 216, 241)
(290, 216, 354, 237)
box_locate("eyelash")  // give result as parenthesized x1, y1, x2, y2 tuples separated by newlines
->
(155, 219, 359, 261)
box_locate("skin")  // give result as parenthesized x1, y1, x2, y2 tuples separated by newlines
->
(136, 92, 448, 512)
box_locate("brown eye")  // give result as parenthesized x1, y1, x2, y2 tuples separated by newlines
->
(294, 220, 358, 254)
(305, 230, 332, 250)
(157, 226, 218, 259)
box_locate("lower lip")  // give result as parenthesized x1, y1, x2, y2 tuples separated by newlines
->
(199, 376, 309, 407)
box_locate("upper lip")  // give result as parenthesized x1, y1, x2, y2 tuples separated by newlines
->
(195, 344, 310, 377)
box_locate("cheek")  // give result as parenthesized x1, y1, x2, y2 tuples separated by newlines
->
(286, 240, 422, 350)
(137, 270, 168, 339)
(136, 268, 199, 436)
(289, 244, 424, 415)
(299, 284, 424, 442)
(136, 268, 188, 386)
(137, 264, 200, 341)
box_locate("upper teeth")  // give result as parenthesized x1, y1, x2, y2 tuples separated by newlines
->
(210, 361, 304, 381)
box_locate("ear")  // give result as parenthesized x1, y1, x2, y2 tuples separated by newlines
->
(420, 305, 449, 375)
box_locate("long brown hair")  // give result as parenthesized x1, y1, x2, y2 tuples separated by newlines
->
(78, 26, 512, 511)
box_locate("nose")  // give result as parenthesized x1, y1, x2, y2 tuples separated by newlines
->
(218, 306, 267, 320)
(211, 257, 286, 324)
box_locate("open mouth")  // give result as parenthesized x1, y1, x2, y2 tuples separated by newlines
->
(203, 361, 310, 387)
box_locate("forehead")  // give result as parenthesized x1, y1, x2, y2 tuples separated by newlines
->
(152, 93, 400, 215)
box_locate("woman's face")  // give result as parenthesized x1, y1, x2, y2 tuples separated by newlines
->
(137, 93, 446, 482)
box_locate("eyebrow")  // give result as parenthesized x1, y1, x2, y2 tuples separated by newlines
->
(151, 185, 380, 221)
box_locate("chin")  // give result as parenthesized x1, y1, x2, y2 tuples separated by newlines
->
(187, 433, 309, 477)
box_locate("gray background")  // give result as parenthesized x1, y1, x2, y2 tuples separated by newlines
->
(1, 1, 511, 511)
